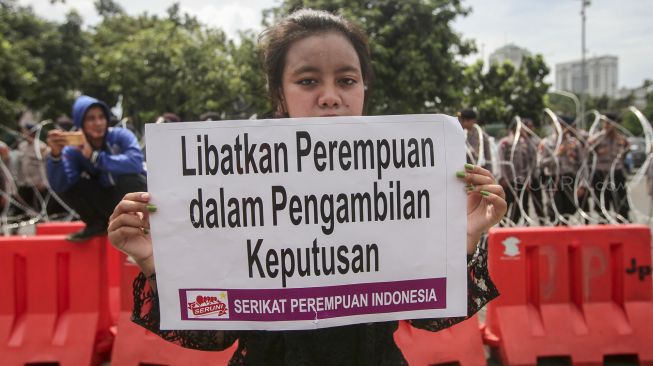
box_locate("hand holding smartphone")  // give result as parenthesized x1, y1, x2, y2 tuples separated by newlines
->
(62, 131, 85, 146)
(48, 130, 86, 158)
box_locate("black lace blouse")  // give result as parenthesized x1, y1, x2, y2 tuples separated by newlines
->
(131, 241, 498, 366)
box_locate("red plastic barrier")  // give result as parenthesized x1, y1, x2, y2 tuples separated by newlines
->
(0, 235, 113, 366)
(485, 224, 653, 366)
(105, 247, 125, 325)
(110, 261, 237, 365)
(394, 316, 486, 366)
(35, 222, 125, 324)
(35, 221, 85, 235)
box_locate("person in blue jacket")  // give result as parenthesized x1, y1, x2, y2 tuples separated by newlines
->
(46, 95, 146, 241)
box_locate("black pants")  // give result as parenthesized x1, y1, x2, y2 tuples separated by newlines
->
(546, 174, 578, 221)
(591, 170, 630, 222)
(17, 186, 66, 217)
(529, 175, 546, 223)
(60, 174, 147, 228)
(17, 186, 42, 214)
(505, 182, 529, 224)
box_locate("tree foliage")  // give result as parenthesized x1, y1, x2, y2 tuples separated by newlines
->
(615, 81, 653, 136)
(1, 0, 557, 134)
(94, 0, 124, 18)
(1, 0, 268, 129)
(463, 55, 550, 125)
(81, 2, 270, 125)
(82, 10, 232, 124)
(549, 79, 653, 136)
(0, 0, 85, 125)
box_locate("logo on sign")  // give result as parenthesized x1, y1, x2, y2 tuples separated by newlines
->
(626, 258, 652, 281)
(502, 236, 521, 258)
(186, 291, 229, 319)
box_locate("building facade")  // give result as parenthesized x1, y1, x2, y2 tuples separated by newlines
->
(489, 44, 531, 69)
(617, 85, 650, 109)
(555, 56, 618, 98)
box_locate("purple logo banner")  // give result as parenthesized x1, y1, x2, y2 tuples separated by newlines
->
(180, 277, 446, 321)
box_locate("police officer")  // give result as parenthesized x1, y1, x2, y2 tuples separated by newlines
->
(459, 108, 492, 171)
(522, 118, 546, 224)
(498, 118, 537, 224)
(587, 113, 630, 222)
(539, 117, 587, 223)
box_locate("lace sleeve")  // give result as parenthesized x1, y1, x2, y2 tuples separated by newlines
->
(131, 272, 240, 351)
(409, 235, 499, 331)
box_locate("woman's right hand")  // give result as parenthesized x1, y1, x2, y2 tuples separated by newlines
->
(108, 192, 155, 275)
(46, 129, 67, 157)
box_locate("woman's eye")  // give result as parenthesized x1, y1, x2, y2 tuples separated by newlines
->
(298, 79, 316, 86)
(340, 78, 357, 86)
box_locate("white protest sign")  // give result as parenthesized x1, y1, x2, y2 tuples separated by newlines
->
(145, 114, 466, 331)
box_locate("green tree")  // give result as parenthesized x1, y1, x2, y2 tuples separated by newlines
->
(79, 6, 262, 127)
(0, 0, 85, 126)
(574, 81, 653, 136)
(0, 0, 33, 125)
(644, 80, 653, 120)
(510, 55, 550, 122)
(545, 93, 577, 118)
(29, 11, 86, 119)
(463, 60, 514, 124)
(227, 30, 270, 118)
(620, 81, 653, 136)
(464, 55, 550, 125)
(2, 0, 558, 134)
(265, 0, 475, 115)
(94, 0, 124, 18)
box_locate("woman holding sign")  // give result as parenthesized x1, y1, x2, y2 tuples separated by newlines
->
(108, 9, 506, 365)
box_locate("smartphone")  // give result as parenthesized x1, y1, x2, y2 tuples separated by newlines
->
(62, 132, 85, 146)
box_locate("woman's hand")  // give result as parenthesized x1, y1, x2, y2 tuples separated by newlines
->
(46, 129, 67, 158)
(108, 192, 156, 275)
(81, 140, 93, 160)
(457, 164, 507, 254)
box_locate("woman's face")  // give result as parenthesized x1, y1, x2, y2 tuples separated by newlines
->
(82, 106, 107, 142)
(281, 32, 365, 118)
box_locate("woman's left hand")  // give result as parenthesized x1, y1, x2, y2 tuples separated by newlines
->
(457, 164, 507, 254)
(81, 140, 93, 160)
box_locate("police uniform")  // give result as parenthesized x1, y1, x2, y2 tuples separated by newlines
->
(539, 130, 587, 222)
(465, 125, 493, 171)
(498, 133, 537, 223)
(588, 130, 630, 222)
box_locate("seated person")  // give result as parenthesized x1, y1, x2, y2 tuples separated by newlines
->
(46, 95, 146, 241)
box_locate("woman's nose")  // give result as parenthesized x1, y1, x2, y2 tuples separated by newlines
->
(318, 85, 341, 108)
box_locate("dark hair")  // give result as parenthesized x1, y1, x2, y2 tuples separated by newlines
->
(603, 112, 621, 123)
(162, 112, 181, 123)
(259, 9, 372, 116)
(557, 115, 574, 125)
(56, 115, 73, 131)
(199, 111, 222, 121)
(458, 108, 477, 120)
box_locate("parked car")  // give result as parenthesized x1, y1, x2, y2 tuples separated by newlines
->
(626, 136, 647, 173)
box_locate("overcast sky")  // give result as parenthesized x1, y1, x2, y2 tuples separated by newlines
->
(19, 0, 653, 89)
